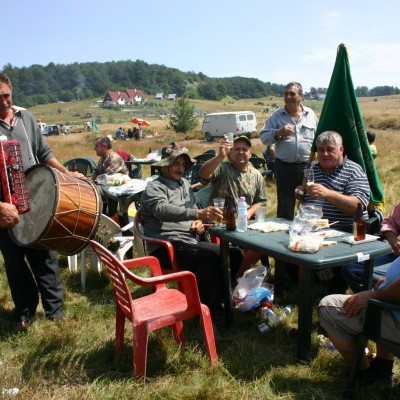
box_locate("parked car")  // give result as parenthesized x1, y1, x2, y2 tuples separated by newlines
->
(44, 124, 70, 135)
(42, 125, 60, 136)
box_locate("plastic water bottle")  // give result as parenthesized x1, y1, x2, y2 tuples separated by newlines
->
(282, 305, 293, 317)
(236, 196, 248, 232)
(262, 307, 279, 325)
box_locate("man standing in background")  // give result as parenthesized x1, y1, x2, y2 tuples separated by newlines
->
(260, 82, 318, 220)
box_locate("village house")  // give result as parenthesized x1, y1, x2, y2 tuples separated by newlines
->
(155, 93, 164, 100)
(102, 89, 147, 107)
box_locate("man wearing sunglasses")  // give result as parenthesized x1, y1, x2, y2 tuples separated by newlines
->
(260, 82, 318, 220)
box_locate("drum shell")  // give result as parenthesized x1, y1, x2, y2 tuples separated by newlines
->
(10, 164, 101, 255)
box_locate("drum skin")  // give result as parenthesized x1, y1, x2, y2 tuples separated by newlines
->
(11, 164, 101, 255)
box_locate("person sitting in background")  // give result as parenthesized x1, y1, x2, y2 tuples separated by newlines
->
(115, 127, 123, 140)
(342, 203, 400, 293)
(133, 127, 140, 140)
(367, 130, 377, 159)
(263, 144, 275, 177)
(318, 258, 400, 386)
(92, 136, 129, 216)
(140, 143, 243, 321)
(295, 130, 370, 292)
(199, 136, 267, 279)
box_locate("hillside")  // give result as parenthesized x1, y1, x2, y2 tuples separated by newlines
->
(28, 94, 400, 137)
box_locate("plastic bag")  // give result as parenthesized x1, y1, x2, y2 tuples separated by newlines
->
(232, 265, 267, 301)
(95, 173, 130, 186)
(236, 287, 272, 312)
(232, 266, 270, 311)
(288, 204, 324, 253)
(288, 233, 323, 253)
(289, 204, 323, 237)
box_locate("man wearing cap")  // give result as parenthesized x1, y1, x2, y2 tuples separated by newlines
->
(199, 136, 267, 277)
(140, 143, 243, 320)
(260, 82, 318, 220)
(199, 135, 267, 218)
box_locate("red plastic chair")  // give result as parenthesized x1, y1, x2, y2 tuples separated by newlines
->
(89, 240, 218, 379)
(133, 210, 220, 274)
(134, 210, 179, 273)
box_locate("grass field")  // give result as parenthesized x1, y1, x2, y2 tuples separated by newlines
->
(1, 96, 400, 399)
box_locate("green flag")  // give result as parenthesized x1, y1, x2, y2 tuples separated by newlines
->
(90, 119, 100, 133)
(311, 43, 384, 208)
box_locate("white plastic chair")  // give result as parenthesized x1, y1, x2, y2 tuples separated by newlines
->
(68, 214, 134, 289)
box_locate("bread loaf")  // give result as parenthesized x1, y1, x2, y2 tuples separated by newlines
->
(315, 219, 329, 227)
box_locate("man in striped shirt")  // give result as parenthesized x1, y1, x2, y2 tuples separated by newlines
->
(298, 130, 370, 233)
(295, 131, 370, 292)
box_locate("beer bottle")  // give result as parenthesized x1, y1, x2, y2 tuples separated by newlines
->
(354, 203, 366, 241)
(225, 196, 237, 231)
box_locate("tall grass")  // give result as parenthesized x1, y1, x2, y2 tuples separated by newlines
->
(1, 98, 400, 399)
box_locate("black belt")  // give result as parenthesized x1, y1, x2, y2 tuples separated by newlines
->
(276, 158, 307, 164)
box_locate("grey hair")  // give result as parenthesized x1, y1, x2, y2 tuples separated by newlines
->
(316, 131, 343, 147)
(285, 81, 303, 95)
(0, 72, 12, 91)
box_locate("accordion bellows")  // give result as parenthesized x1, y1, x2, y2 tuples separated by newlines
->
(0, 138, 30, 214)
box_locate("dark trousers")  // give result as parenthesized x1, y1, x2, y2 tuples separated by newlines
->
(342, 253, 397, 293)
(151, 241, 242, 318)
(0, 229, 64, 322)
(275, 158, 307, 220)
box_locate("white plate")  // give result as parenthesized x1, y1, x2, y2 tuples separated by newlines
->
(342, 234, 380, 245)
(310, 229, 345, 238)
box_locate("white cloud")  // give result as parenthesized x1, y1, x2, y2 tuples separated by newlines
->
(320, 11, 342, 30)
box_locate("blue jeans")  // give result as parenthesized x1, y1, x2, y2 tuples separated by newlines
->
(342, 253, 397, 293)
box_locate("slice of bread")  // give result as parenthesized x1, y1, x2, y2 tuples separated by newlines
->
(315, 219, 329, 227)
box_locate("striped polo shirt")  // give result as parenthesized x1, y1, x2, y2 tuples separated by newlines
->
(302, 157, 370, 232)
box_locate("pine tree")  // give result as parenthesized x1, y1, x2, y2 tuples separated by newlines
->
(168, 97, 198, 133)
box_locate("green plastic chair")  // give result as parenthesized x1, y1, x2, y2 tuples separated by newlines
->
(64, 158, 94, 176)
(348, 298, 400, 389)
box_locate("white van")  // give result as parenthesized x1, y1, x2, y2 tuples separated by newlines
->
(202, 111, 257, 142)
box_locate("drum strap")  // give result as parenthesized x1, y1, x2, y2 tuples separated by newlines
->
(19, 118, 38, 166)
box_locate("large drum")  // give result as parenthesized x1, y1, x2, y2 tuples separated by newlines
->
(11, 164, 101, 255)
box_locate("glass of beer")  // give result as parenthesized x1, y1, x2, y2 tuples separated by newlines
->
(304, 168, 314, 187)
(213, 197, 225, 227)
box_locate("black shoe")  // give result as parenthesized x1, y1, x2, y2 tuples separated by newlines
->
(356, 363, 393, 387)
(16, 316, 31, 331)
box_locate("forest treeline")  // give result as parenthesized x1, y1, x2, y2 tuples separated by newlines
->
(1, 60, 399, 108)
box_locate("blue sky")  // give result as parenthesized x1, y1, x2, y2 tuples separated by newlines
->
(3, 0, 399, 92)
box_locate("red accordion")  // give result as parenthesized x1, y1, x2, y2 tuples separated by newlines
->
(0, 139, 30, 214)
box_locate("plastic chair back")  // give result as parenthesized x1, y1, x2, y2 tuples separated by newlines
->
(249, 154, 267, 170)
(194, 150, 216, 165)
(115, 150, 133, 162)
(183, 164, 202, 187)
(348, 299, 400, 389)
(133, 210, 179, 273)
(88, 240, 217, 378)
(63, 158, 94, 176)
(129, 165, 143, 179)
